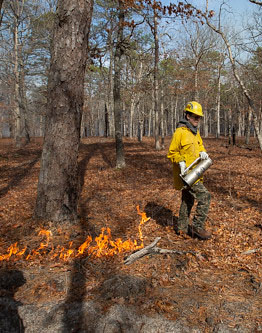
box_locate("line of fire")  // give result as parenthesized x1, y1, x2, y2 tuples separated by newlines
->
(0, 206, 151, 263)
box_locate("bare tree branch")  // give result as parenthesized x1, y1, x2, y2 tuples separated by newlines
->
(194, 1, 262, 150)
(0, 0, 4, 26)
(249, 0, 262, 6)
(124, 237, 196, 265)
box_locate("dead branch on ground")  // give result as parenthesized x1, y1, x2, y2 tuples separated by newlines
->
(124, 237, 197, 265)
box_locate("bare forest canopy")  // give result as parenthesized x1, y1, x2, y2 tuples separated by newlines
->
(0, 0, 262, 145)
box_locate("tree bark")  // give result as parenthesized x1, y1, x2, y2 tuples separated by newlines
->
(153, 4, 161, 150)
(13, 13, 22, 148)
(160, 86, 164, 147)
(107, 25, 115, 137)
(114, 0, 125, 168)
(216, 57, 222, 138)
(34, 0, 93, 222)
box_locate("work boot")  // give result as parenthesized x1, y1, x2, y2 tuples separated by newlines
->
(188, 225, 211, 240)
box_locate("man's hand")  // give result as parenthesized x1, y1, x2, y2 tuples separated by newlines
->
(179, 161, 186, 176)
(200, 151, 209, 160)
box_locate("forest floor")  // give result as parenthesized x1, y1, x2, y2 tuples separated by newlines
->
(0, 136, 262, 332)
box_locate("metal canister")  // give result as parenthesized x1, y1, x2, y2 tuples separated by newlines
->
(180, 157, 213, 187)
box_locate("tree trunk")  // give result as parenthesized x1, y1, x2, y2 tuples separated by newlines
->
(13, 16, 22, 148)
(194, 62, 199, 101)
(216, 58, 222, 138)
(160, 87, 164, 147)
(107, 26, 115, 137)
(34, 0, 93, 222)
(148, 97, 153, 137)
(104, 102, 109, 137)
(203, 106, 209, 138)
(129, 96, 135, 138)
(228, 109, 232, 145)
(20, 61, 30, 145)
(245, 107, 252, 144)
(153, 5, 161, 150)
(114, 0, 125, 168)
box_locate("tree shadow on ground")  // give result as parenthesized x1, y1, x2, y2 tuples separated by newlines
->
(0, 269, 26, 332)
(62, 142, 134, 332)
(0, 152, 41, 198)
(144, 202, 177, 229)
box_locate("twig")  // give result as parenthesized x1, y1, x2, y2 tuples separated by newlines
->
(124, 237, 196, 265)
(241, 248, 261, 255)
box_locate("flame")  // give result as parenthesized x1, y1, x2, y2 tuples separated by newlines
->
(0, 242, 27, 261)
(136, 205, 151, 247)
(0, 206, 150, 263)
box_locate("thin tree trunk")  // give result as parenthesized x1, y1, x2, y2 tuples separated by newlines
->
(160, 86, 164, 146)
(245, 107, 252, 144)
(35, 0, 93, 222)
(129, 96, 135, 138)
(228, 109, 232, 145)
(148, 98, 152, 137)
(114, 0, 125, 168)
(194, 62, 199, 101)
(13, 16, 22, 148)
(107, 26, 115, 137)
(138, 101, 144, 143)
(170, 96, 174, 134)
(203, 107, 209, 138)
(153, 4, 161, 150)
(104, 102, 109, 137)
(216, 58, 222, 138)
(20, 61, 30, 145)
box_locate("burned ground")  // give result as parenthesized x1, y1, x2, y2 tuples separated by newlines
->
(0, 137, 261, 332)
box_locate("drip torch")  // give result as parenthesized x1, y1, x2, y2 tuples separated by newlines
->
(180, 157, 213, 188)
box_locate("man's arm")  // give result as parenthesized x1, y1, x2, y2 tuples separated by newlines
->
(167, 130, 185, 164)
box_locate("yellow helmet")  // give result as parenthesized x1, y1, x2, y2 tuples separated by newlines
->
(184, 101, 203, 117)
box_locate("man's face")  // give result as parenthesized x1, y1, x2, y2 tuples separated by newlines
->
(187, 113, 201, 127)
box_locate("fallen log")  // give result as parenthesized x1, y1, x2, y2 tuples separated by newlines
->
(124, 237, 196, 265)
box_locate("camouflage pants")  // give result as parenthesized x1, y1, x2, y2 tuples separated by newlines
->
(177, 182, 211, 232)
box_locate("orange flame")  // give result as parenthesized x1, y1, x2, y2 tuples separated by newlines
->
(136, 205, 151, 247)
(0, 206, 150, 263)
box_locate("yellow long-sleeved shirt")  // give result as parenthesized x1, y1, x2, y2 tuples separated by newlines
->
(167, 126, 206, 190)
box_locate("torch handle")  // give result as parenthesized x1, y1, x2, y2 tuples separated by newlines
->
(184, 157, 201, 174)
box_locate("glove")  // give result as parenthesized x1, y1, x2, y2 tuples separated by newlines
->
(179, 161, 186, 176)
(200, 151, 209, 160)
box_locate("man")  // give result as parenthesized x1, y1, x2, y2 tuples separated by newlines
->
(167, 101, 211, 240)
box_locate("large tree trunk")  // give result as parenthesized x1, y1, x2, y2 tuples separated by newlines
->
(34, 0, 93, 222)
(114, 0, 125, 168)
